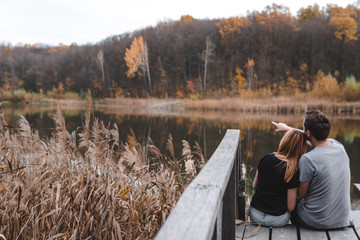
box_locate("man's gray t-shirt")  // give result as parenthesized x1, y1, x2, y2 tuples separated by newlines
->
(297, 139, 350, 229)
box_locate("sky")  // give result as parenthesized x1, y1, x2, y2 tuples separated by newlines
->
(1, 0, 358, 46)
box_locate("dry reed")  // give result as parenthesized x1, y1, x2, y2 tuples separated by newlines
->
(0, 100, 204, 239)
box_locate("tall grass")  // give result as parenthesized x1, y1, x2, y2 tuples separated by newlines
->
(0, 100, 204, 239)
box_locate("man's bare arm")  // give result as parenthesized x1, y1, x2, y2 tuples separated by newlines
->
(298, 182, 310, 198)
(271, 121, 293, 132)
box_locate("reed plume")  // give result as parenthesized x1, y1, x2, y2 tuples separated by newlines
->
(0, 105, 204, 239)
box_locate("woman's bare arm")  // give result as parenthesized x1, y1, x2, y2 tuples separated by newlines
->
(252, 170, 259, 190)
(287, 188, 297, 211)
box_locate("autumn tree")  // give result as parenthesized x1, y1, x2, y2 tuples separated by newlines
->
(233, 66, 246, 93)
(178, 15, 195, 23)
(245, 59, 255, 90)
(297, 4, 323, 22)
(124, 36, 152, 95)
(217, 17, 250, 39)
(327, 5, 358, 81)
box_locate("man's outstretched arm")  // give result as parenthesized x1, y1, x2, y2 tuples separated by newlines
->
(271, 121, 294, 132)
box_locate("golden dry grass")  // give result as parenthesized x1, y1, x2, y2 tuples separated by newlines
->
(179, 96, 360, 115)
(0, 100, 204, 239)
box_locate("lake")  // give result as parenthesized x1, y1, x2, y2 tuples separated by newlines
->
(3, 103, 360, 223)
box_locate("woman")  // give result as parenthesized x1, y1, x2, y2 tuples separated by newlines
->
(249, 129, 307, 227)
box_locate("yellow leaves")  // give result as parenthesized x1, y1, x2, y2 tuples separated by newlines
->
(64, 77, 74, 91)
(233, 67, 246, 91)
(5, 45, 13, 52)
(329, 16, 357, 41)
(255, 4, 295, 27)
(217, 17, 250, 38)
(57, 82, 64, 95)
(327, 5, 357, 41)
(311, 71, 340, 97)
(48, 44, 69, 54)
(178, 15, 195, 23)
(327, 4, 351, 18)
(124, 36, 145, 79)
(297, 4, 322, 22)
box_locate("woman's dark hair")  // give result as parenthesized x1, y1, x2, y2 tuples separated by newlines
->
(304, 110, 331, 141)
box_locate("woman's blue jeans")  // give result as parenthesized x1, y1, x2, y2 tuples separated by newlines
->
(249, 206, 290, 227)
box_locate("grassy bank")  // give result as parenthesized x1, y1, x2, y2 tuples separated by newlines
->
(3, 94, 360, 116)
(178, 96, 360, 115)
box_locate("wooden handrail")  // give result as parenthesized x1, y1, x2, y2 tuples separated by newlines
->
(155, 129, 242, 240)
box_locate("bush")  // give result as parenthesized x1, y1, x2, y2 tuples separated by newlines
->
(311, 71, 340, 98)
(342, 75, 360, 101)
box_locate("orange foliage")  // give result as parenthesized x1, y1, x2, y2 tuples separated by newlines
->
(57, 82, 64, 95)
(186, 80, 195, 94)
(327, 5, 351, 18)
(329, 16, 357, 41)
(233, 67, 246, 91)
(64, 77, 74, 91)
(178, 15, 195, 23)
(297, 4, 322, 22)
(5, 45, 13, 52)
(124, 36, 145, 78)
(48, 44, 70, 54)
(311, 71, 340, 97)
(217, 17, 250, 38)
(255, 3, 296, 28)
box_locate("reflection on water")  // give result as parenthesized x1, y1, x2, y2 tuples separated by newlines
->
(4, 104, 360, 216)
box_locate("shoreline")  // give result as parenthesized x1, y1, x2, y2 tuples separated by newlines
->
(3, 96, 360, 116)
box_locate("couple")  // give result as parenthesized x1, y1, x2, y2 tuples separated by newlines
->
(250, 110, 351, 230)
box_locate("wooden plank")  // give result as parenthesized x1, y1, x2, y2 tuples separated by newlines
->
(239, 224, 270, 239)
(328, 227, 358, 239)
(355, 225, 360, 239)
(271, 225, 298, 240)
(235, 224, 245, 239)
(155, 130, 241, 240)
(300, 227, 327, 240)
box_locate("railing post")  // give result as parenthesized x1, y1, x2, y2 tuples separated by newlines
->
(221, 160, 236, 240)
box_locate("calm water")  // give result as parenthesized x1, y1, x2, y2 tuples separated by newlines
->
(3, 104, 360, 221)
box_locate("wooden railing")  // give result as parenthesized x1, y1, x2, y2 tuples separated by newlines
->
(155, 129, 243, 240)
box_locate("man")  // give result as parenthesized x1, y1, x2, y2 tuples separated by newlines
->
(272, 110, 351, 230)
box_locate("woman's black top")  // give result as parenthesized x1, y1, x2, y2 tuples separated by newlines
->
(250, 153, 300, 216)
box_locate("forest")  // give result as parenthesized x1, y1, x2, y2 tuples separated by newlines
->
(1, 3, 360, 100)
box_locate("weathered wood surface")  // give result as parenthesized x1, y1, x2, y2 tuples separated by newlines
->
(235, 224, 246, 239)
(328, 227, 359, 239)
(155, 130, 240, 240)
(300, 227, 327, 239)
(236, 224, 360, 239)
(355, 225, 360, 239)
(236, 224, 269, 239)
(271, 225, 298, 240)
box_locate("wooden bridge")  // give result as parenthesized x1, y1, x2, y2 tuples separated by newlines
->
(155, 129, 360, 240)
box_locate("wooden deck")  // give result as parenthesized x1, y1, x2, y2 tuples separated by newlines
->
(155, 130, 360, 240)
(235, 183, 360, 239)
(236, 224, 360, 239)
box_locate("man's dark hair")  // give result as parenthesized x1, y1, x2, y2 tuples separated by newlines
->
(304, 110, 331, 141)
